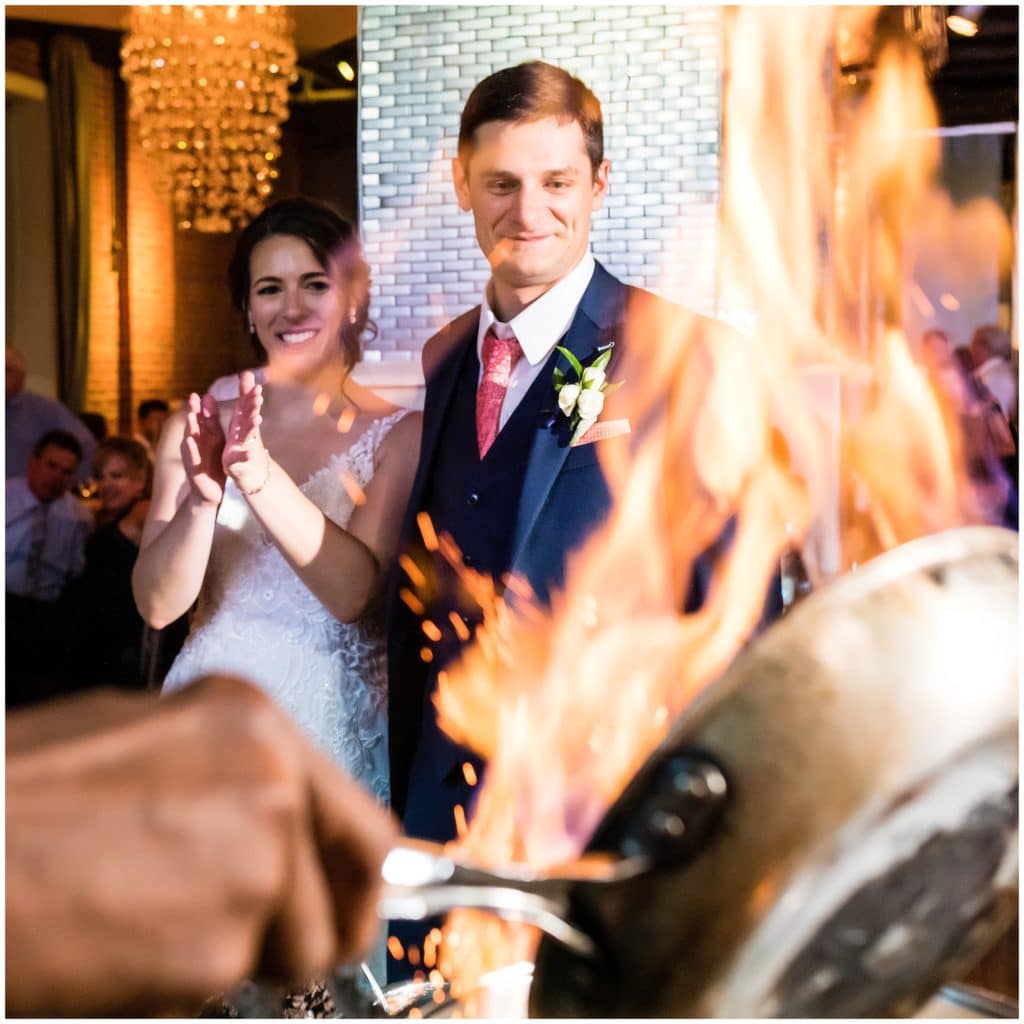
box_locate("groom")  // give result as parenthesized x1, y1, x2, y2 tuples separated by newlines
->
(387, 61, 696, 848)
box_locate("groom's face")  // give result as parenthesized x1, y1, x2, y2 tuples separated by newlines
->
(453, 117, 609, 304)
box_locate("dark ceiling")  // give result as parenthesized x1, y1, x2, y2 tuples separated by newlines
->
(929, 5, 1019, 126)
(7, 7, 1018, 131)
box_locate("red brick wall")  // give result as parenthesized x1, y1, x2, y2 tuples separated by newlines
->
(86, 64, 246, 430)
(85, 63, 120, 429)
(6, 37, 43, 79)
(10, 28, 275, 426)
(125, 117, 249, 415)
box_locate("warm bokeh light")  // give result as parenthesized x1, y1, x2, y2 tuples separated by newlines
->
(946, 14, 980, 37)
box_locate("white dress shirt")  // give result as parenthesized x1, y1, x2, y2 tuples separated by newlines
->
(974, 356, 1017, 421)
(475, 251, 596, 431)
(5, 478, 91, 602)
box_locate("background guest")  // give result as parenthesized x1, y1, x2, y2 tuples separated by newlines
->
(5, 347, 96, 486)
(6, 429, 92, 708)
(78, 410, 109, 444)
(969, 324, 1018, 489)
(969, 323, 1017, 432)
(952, 343, 976, 379)
(134, 397, 171, 460)
(919, 327, 1016, 527)
(58, 437, 154, 693)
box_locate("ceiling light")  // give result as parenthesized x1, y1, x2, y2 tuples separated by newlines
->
(337, 60, 356, 82)
(946, 5, 984, 37)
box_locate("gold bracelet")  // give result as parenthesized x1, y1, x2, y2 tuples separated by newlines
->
(238, 451, 272, 496)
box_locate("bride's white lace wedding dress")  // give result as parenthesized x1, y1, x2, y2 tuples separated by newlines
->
(163, 410, 407, 808)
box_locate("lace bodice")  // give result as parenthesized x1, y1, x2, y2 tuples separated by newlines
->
(163, 411, 407, 806)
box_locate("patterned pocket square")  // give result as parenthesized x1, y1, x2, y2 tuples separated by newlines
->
(571, 418, 631, 447)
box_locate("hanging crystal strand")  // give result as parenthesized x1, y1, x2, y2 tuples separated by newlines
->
(120, 5, 297, 232)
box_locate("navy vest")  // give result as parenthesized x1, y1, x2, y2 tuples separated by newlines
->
(425, 344, 549, 598)
(400, 338, 555, 840)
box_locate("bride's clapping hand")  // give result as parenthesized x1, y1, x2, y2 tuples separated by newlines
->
(182, 391, 227, 505)
(223, 370, 270, 495)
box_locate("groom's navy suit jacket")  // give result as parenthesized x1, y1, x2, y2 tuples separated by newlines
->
(386, 261, 694, 839)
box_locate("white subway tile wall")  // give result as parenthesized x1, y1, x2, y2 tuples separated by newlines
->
(358, 4, 722, 358)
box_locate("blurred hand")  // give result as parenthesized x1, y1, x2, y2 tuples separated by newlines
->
(182, 391, 227, 505)
(223, 370, 270, 495)
(6, 676, 399, 1017)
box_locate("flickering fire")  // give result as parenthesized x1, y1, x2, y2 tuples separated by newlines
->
(401, 8, 1012, 1007)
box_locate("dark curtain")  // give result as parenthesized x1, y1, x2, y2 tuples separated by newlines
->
(48, 35, 92, 411)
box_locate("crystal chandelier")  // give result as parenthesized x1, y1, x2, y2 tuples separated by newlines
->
(120, 5, 297, 233)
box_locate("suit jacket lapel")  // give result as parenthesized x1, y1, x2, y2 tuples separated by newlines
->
(510, 262, 627, 567)
(403, 313, 477, 531)
(389, 312, 478, 638)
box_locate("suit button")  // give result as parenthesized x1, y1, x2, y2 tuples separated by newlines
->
(467, 492, 480, 506)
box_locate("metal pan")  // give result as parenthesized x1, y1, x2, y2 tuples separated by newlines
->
(528, 525, 1019, 1017)
(300, 525, 1016, 1019)
(381, 526, 1017, 1018)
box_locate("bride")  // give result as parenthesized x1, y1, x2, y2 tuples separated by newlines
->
(133, 197, 421, 811)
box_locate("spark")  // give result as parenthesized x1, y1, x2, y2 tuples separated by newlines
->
(336, 406, 357, 434)
(338, 470, 366, 506)
(449, 611, 472, 641)
(417, 511, 439, 551)
(399, 554, 427, 589)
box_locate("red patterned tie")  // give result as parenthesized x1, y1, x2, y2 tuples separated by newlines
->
(476, 325, 523, 458)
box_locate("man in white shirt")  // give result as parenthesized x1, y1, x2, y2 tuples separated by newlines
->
(6, 347, 96, 485)
(7, 429, 92, 707)
(969, 324, 1017, 426)
(387, 60, 720, 858)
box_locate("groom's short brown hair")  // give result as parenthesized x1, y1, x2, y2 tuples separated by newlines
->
(457, 61, 604, 175)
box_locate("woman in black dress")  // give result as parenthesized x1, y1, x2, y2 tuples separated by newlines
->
(60, 437, 152, 690)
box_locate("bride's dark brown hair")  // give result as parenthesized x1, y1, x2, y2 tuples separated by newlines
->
(228, 196, 376, 368)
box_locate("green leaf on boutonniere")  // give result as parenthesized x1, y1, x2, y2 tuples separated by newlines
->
(592, 348, 613, 372)
(555, 345, 583, 379)
(553, 365, 565, 389)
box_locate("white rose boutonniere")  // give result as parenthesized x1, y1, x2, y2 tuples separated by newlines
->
(557, 383, 581, 417)
(552, 344, 623, 445)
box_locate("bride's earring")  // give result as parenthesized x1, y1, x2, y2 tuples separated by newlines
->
(348, 308, 358, 325)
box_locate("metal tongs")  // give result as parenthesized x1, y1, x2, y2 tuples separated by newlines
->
(233, 839, 667, 1016)
(378, 839, 650, 957)
(378, 753, 731, 961)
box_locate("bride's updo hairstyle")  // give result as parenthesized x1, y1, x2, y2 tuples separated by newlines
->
(228, 196, 375, 368)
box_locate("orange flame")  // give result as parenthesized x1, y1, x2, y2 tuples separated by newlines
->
(413, 8, 1012, 1006)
